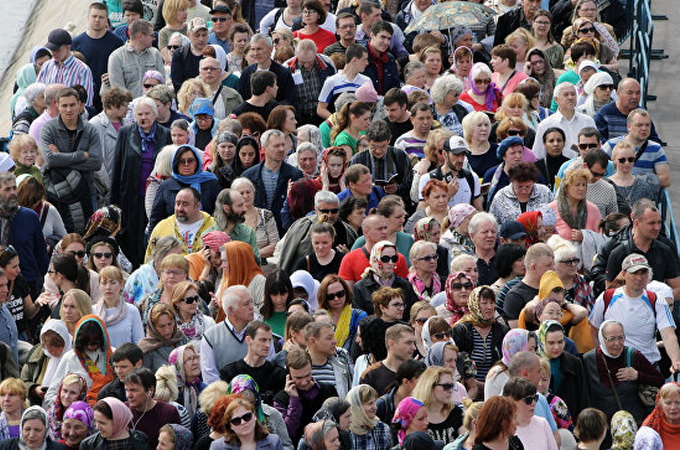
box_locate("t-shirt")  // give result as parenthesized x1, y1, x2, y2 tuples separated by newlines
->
(394, 131, 427, 159)
(318, 72, 372, 104)
(427, 406, 463, 443)
(219, 359, 286, 405)
(360, 362, 396, 396)
(231, 100, 279, 121)
(503, 281, 539, 320)
(292, 28, 337, 52)
(5, 276, 31, 334)
(312, 360, 337, 386)
(605, 239, 680, 283)
(384, 118, 413, 145)
(515, 416, 557, 450)
(177, 219, 204, 253)
(127, 401, 180, 449)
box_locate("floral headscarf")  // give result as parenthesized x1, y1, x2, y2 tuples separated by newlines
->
(83, 206, 122, 242)
(347, 385, 379, 436)
(362, 240, 398, 283)
(48, 373, 87, 440)
(445, 271, 473, 325)
(517, 211, 543, 246)
(413, 217, 439, 242)
(165, 424, 193, 450)
(634, 426, 663, 450)
(63, 401, 95, 433)
(469, 63, 501, 111)
(611, 410, 638, 450)
(447, 203, 477, 230)
(226, 375, 266, 425)
(501, 329, 532, 365)
(457, 285, 496, 327)
(169, 344, 201, 416)
(392, 397, 425, 445)
(536, 320, 564, 359)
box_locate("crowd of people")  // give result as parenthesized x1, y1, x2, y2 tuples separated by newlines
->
(1, 0, 677, 448)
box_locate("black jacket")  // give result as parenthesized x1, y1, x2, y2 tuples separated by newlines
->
(551, 351, 590, 420)
(493, 8, 532, 47)
(97, 377, 127, 402)
(352, 275, 419, 320)
(238, 60, 298, 106)
(452, 321, 509, 367)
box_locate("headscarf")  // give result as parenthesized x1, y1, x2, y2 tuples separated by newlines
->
(456, 285, 496, 327)
(201, 231, 231, 251)
(469, 63, 500, 111)
(347, 385, 379, 436)
(216, 241, 265, 321)
(537, 270, 565, 301)
(312, 397, 350, 424)
(226, 375, 267, 425)
(634, 426, 663, 450)
(403, 431, 439, 450)
(583, 71, 614, 96)
(501, 329, 531, 366)
(82, 206, 122, 242)
(445, 271, 473, 325)
(537, 204, 556, 226)
(209, 44, 228, 71)
(138, 303, 186, 353)
(536, 320, 564, 359)
(449, 26, 472, 48)
(452, 46, 474, 90)
(557, 174, 589, 231)
(598, 320, 623, 358)
(48, 373, 87, 441)
(169, 344, 201, 416)
(517, 210, 542, 245)
(525, 48, 556, 108)
(533, 297, 562, 324)
(413, 217, 439, 242)
(424, 341, 450, 367)
(611, 410, 638, 450)
(290, 270, 320, 311)
(142, 70, 164, 85)
(40, 319, 72, 387)
(392, 397, 425, 445)
(165, 424, 193, 450)
(101, 397, 133, 440)
(63, 401, 95, 433)
(447, 203, 477, 230)
(304, 420, 337, 450)
(170, 145, 218, 193)
(355, 82, 378, 103)
(73, 315, 114, 405)
(362, 241, 398, 284)
(10, 64, 38, 119)
(20, 406, 48, 449)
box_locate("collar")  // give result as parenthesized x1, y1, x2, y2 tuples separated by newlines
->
(288, 55, 327, 73)
(225, 316, 246, 338)
(367, 43, 389, 63)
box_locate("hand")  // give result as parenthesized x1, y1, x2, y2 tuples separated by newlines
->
(615, 367, 638, 381)
(320, 165, 330, 188)
(671, 360, 680, 374)
(336, 244, 349, 254)
(338, 174, 347, 191)
(33, 386, 47, 400)
(571, 229, 583, 242)
(84, 152, 90, 159)
(429, 30, 445, 44)
(101, 73, 110, 86)
(383, 181, 398, 195)
(48, 144, 60, 154)
(283, 338, 300, 352)
(285, 374, 299, 397)
(35, 293, 55, 307)
(447, 177, 459, 198)
(201, 247, 211, 264)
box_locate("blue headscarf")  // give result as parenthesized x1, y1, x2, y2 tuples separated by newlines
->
(171, 145, 217, 193)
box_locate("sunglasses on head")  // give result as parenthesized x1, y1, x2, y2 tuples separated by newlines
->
(617, 157, 636, 164)
(578, 143, 599, 150)
(182, 295, 200, 304)
(1, 245, 17, 257)
(68, 250, 87, 258)
(230, 411, 254, 426)
(451, 282, 473, 290)
(318, 208, 339, 214)
(380, 255, 398, 263)
(522, 393, 539, 405)
(433, 330, 451, 340)
(326, 290, 346, 301)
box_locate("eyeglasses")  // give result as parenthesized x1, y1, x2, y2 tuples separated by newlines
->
(326, 290, 346, 301)
(182, 295, 200, 304)
(534, 20, 551, 26)
(47, 269, 56, 274)
(416, 254, 439, 262)
(302, 9, 317, 14)
(578, 143, 599, 150)
(603, 335, 625, 343)
(1, 245, 17, 257)
(143, 83, 159, 89)
(230, 411, 254, 426)
(380, 255, 399, 263)
(529, 59, 545, 66)
(179, 158, 197, 165)
(617, 157, 636, 164)
(184, 354, 200, 363)
(560, 258, 581, 266)
(598, 84, 615, 90)
(451, 282, 473, 290)
(578, 27, 595, 34)
(432, 330, 452, 340)
(544, 309, 563, 318)
(273, 37, 281, 45)
(68, 250, 87, 258)
(211, 16, 230, 22)
(474, 79, 491, 85)
(318, 208, 339, 214)
(93, 252, 113, 259)
(522, 393, 539, 405)
(435, 383, 454, 391)
(507, 129, 524, 136)
(389, 302, 405, 308)
(167, 45, 180, 50)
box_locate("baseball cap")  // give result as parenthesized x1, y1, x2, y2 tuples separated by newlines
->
(210, 5, 232, 15)
(188, 17, 209, 33)
(443, 136, 469, 155)
(497, 136, 524, 159)
(500, 220, 528, 240)
(46, 29, 72, 51)
(621, 253, 652, 273)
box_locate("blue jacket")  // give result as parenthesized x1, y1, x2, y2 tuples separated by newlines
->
(362, 45, 400, 95)
(10, 207, 49, 283)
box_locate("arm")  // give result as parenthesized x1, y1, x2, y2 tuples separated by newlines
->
(659, 326, 680, 373)
(107, 51, 126, 91)
(260, 211, 280, 259)
(316, 102, 331, 120)
(78, 126, 103, 171)
(564, 302, 588, 324)
(655, 163, 671, 188)
(667, 277, 680, 301)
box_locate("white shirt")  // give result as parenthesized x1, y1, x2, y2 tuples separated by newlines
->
(532, 109, 596, 160)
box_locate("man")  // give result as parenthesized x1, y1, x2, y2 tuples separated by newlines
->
(207, 5, 234, 54)
(324, 13, 357, 59)
(238, 34, 297, 105)
(145, 187, 217, 260)
(219, 321, 286, 405)
(394, 102, 432, 160)
(383, 88, 412, 145)
(198, 57, 243, 120)
(354, 2, 408, 58)
(171, 17, 209, 93)
(350, 120, 412, 200)
(146, 84, 189, 128)
(98, 342, 143, 401)
(305, 321, 353, 398)
(595, 78, 662, 143)
(41, 88, 102, 234)
(242, 130, 304, 234)
(418, 136, 483, 210)
(285, 39, 336, 126)
(213, 189, 260, 262)
(277, 191, 355, 273)
(499, 220, 527, 246)
(469, 212, 499, 286)
(579, 149, 619, 219)
(338, 214, 408, 288)
(317, 44, 371, 119)
(337, 164, 385, 213)
(533, 82, 596, 159)
(231, 71, 279, 121)
(274, 348, 338, 443)
(493, 0, 540, 46)
(29, 84, 63, 145)
(112, 0, 144, 42)
(602, 109, 670, 187)
(201, 285, 257, 383)
(503, 242, 555, 327)
(591, 254, 680, 372)
(361, 323, 415, 396)
(556, 127, 613, 182)
(363, 21, 401, 95)
(72, 2, 124, 112)
(108, 19, 164, 98)
(37, 29, 95, 107)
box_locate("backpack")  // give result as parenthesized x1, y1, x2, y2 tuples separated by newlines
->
(603, 287, 657, 319)
(428, 167, 477, 206)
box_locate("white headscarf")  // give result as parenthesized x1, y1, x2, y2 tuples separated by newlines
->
(290, 270, 320, 311)
(598, 319, 624, 358)
(20, 405, 49, 450)
(40, 320, 72, 387)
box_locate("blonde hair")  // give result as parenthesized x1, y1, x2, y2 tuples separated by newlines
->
(155, 365, 179, 402)
(161, 254, 190, 272)
(562, 167, 592, 189)
(611, 140, 635, 162)
(462, 400, 484, 431)
(411, 366, 454, 416)
(8, 134, 40, 163)
(198, 380, 229, 414)
(462, 111, 491, 146)
(0, 378, 28, 406)
(162, 0, 188, 25)
(98, 265, 124, 284)
(169, 280, 199, 312)
(658, 382, 680, 402)
(177, 78, 210, 115)
(424, 128, 454, 164)
(60, 289, 93, 319)
(495, 93, 529, 122)
(62, 373, 87, 391)
(505, 28, 536, 53)
(537, 356, 550, 376)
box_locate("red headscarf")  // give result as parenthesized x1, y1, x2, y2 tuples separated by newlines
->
(517, 211, 543, 246)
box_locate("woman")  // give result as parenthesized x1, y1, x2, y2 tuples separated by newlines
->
(210, 398, 283, 450)
(347, 385, 393, 450)
(408, 241, 442, 303)
(423, 343, 469, 404)
(608, 141, 660, 208)
(0, 378, 28, 440)
(39, 240, 96, 311)
(583, 320, 664, 425)
(472, 396, 523, 449)
(402, 61, 427, 95)
(231, 178, 279, 262)
(318, 274, 366, 351)
(267, 105, 298, 157)
(158, 424, 193, 450)
(159, 0, 188, 63)
(352, 241, 418, 317)
(489, 162, 554, 226)
(82, 207, 132, 273)
(170, 119, 192, 146)
(170, 281, 216, 346)
(391, 397, 428, 446)
(22, 320, 72, 405)
(293, 0, 336, 51)
(530, 10, 564, 70)
(439, 203, 477, 259)
(331, 102, 371, 156)
(291, 144, 319, 179)
(430, 74, 468, 137)
(145, 146, 177, 219)
(112, 97, 172, 268)
(483, 136, 527, 206)
(94, 266, 143, 348)
(453, 286, 509, 389)
(491, 244, 526, 296)
(462, 112, 499, 177)
(311, 398, 352, 450)
(485, 329, 537, 399)
(490, 45, 528, 98)
(548, 168, 602, 242)
(227, 24, 251, 73)
(0, 245, 39, 342)
(506, 29, 535, 72)
(123, 236, 182, 306)
(139, 254, 189, 323)
(413, 218, 449, 284)
(47, 374, 86, 441)
(139, 303, 188, 373)
(234, 136, 261, 177)
(548, 236, 594, 311)
(641, 382, 680, 448)
(513, 79, 553, 129)
(218, 241, 266, 317)
(315, 147, 348, 195)
(209, 132, 238, 188)
(562, 19, 618, 72)
(256, 270, 292, 340)
(451, 46, 474, 91)
(420, 47, 444, 90)
(411, 366, 464, 442)
(295, 223, 345, 282)
(448, 401, 484, 450)
(503, 377, 557, 450)
(339, 197, 367, 238)
(80, 398, 147, 450)
(149, 144, 220, 229)
(410, 129, 450, 205)
(525, 48, 556, 109)
(302, 420, 341, 450)
(562, 0, 618, 54)
(537, 320, 589, 419)
(534, 128, 568, 191)
(489, 94, 536, 147)
(574, 408, 608, 450)
(55, 291, 92, 339)
(576, 71, 615, 117)
(177, 79, 210, 118)
(16, 175, 64, 252)
(196, 393, 239, 450)
(405, 180, 448, 232)
(436, 272, 474, 325)
(0, 406, 65, 450)
(168, 343, 205, 418)
(536, 358, 573, 432)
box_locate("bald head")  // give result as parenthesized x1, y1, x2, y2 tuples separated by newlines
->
(616, 78, 642, 114)
(362, 214, 388, 246)
(199, 56, 223, 85)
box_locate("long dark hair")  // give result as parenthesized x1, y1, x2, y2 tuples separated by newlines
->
(52, 253, 90, 294)
(261, 270, 294, 320)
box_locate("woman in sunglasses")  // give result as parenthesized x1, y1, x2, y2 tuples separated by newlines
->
(576, 71, 615, 118)
(158, 0, 188, 64)
(547, 236, 594, 312)
(408, 240, 443, 303)
(93, 266, 143, 348)
(503, 377, 558, 450)
(608, 141, 660, 209)
(86, 237, 123, 275)
(435, 271, 475, 325)
(170, 281, 215, 347)
(411, 366, 464, 442)
(460, 63, 501, 114)
(211, 398, 282, 450)
(317, 274, 366, 351)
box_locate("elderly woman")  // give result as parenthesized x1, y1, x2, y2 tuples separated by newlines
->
(440, 203, 477, 258)
(94, 266, 143, 348)
(412, 217, 449, 283)
(525, 48, 557, 109)
(547, 235, 594, 311)
(291, 143, 320, 179)
(576, 71, 615, 117)
(405, 180, 449, 232)
(0, 406, 65, 450)
(139, 303, 188, 373)
(583, 320, 664, 425)
(402, 61, 427, 94)
(408, 241, 442, 303)
(506, 29, 536, 72)
(168, 343, 204, 418)
(489, 162, 554, 226)
(435, 272, 475, 325)
(641, 382, 680, 447)
(111, 97, 172, 268)
(608, 141, 660, 208)
(123, 236, 182, 306)
(430, 74, 468, 137)
(463, 111, 499, 177)
(484, 136, 527, 206)
(548, 168, 602, 242)
(59, 401, 95, 449)
(318, 274, 366, 351)
(139, 254, 189, 320)
(490, 93, 536, 147)
(47, 373, 87, 441)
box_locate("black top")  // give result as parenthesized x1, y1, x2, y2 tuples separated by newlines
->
(219, 359, 286, 405)
(427, 406, 464, 443)
(472, 435, 524, 450)
(232, 100, 279, 122)
(294, 251, 345, 282)
(503, 281, 539, 320)
(385, 118, 414, 145)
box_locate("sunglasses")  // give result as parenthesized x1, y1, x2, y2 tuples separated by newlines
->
(318, 208, 339, 214)
(417, 254, 439, 262)
(507, 129, 524, 136)
(273, 37, 281, 45)
(68, 250, 87, 258)
(230, 411, 254, 426)
(143, 83, 158, 89)
(522, 393, 539, 405)
(451, 282, 473, 290)
(435, 383, 454, 390)
(474, 79, 491, 85)
(433, 330, 452, 340)
(1, 245, 17, 258)
(617, 157, 636, 164)
(326, 290, 346, 301)
(167, 45, 180, 50)
(560, 258, 581, 266)
(414, 317, 429, 324)
(380, 255, 399, 263)
(590, 170, 606, 178)
(211, 16, 230, 22)
(578, 143, 599, 150)
(179, 158, 197, 165)
(93, 252, 113, 259)
(578, 27, 595, 33)
(182, 295, 200, 304)
(598, 84, 615, 90)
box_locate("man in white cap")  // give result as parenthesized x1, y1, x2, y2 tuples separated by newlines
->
(590, 253, 680, 372)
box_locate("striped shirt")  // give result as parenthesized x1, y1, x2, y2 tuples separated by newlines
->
(318, 72, 372, 104)
(602, 135, 669, 175)
(311, 361, 336, 386)
(470, 327, 494, 381)
(37, 54, 94, 107)
(394, 131, 427, 158)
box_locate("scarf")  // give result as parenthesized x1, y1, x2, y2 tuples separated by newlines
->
(392, 397, 425, 445)
(101, 397, 133, 440)
(334, 304, 353, 349)
(408, 271, 441, 302)
(536, 320, 563, 359)
(166, 424, 193, 450)
(169, 344, 200, 417)
(424, 341, 449, 367)
(611, 410, 638, 450)
(526, 48, 556, 108)
(171, 145, 218, 194)
(138, 122, 157, 156)
(448, 202, 477, 230)
(634, 426, 663, 450)
(138, 304, 186, 353)
(82, 206, 122, 242)
(95, 295, 128, 328)
(517, 211, 542, 246)
(361, 240, 398, 281)
(304, 420, 337, 450)
(0, 411, 16, 441)
(348, 386, 380, 436)
(63, 401, 94, 434)
(501, 329, 531, 366)
(73, 316, 115, 405)
(367, 44, 388, 94)
(177, 310, 208, 341)
(445, 271, 473, 325)
(48, 373, 87, 441)
(470, 63, 500, 111)
(413, 217, 439, 242)
(41, 319, 72, 387)
(452, 47, 474, 90)
(215, 241, 265, 322)
(0, 205, 19, 246)
(598, 319, 622, 358)
(457, 286, 496, 327)
(227, 375, 267, 425)
(20, 406, 49, 450)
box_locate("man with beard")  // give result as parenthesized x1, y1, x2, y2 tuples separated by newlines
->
(213, 189, 260, 264)
(146, 187, 217, 260)
(0, 172, 49, 299)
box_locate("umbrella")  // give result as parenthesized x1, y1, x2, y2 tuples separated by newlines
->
(404, 2, 497, 35)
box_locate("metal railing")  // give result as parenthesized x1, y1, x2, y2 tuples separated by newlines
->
(658, 190, 680, 259)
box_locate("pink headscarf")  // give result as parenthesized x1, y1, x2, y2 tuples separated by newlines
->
(447, 203, 477, 230)
(392, 397, 425, 445)
(201, 231, 231, 251)
(101, 397, 133, 440)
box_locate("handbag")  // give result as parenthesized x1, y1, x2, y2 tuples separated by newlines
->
(625, 347, 659, 407)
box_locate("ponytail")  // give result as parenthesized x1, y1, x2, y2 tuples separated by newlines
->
(331, 102, 353, 142)
(75, 265, 91, 295)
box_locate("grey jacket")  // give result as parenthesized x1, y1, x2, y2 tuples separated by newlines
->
(89, 110, 118, 205)
(107, 43, 165, 98)
(264, 404, 294, 450)
(326, 348, 353, 398)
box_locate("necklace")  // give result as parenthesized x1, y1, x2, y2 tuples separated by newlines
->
(131, 397, 152, 430)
